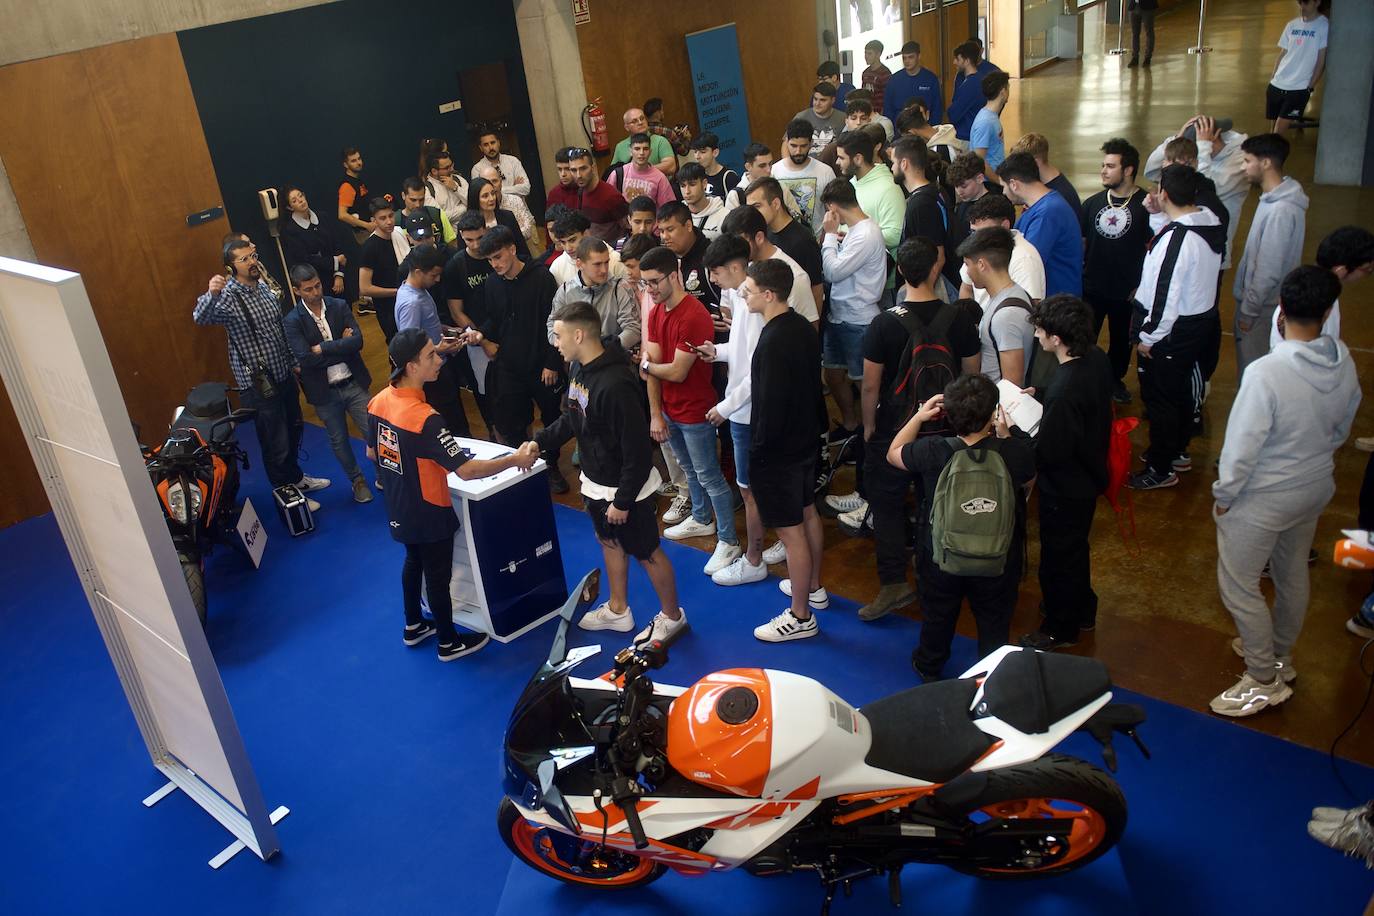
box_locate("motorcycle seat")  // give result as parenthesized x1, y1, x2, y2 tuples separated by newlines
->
(861, 678, 995, 783)
(978, 649, 1111, 735)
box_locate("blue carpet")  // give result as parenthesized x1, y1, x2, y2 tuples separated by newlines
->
(1, 423, 1371, 914)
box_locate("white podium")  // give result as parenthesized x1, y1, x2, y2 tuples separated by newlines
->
(439, 437, 568, 643)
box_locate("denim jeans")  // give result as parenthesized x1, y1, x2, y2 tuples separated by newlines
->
(241, 373, 304, 488)
(665, 418, 737, 544)
(314, 378, 370, 481)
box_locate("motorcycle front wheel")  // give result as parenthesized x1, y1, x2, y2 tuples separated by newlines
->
(950, 753, 1127, 879)
(497, 798, 666, 890)
(179, 554, 207, 628)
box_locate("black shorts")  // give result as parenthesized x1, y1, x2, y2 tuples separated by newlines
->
(585, 495, 661, 561)
(1265, 84, 1312, 121)
(749, 454, 816, 530)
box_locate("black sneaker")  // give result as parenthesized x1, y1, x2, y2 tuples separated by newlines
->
(548, 468, 570, 495)
(1127, 469, 1178, 490)
(827, 424, 858, 443)
(403, 622, 437, 646)
(1020, 630, 1077, 651)
(355, 298, 376, 315)
(1112, 382, 1132, 405)
(438, 632, 489, 661)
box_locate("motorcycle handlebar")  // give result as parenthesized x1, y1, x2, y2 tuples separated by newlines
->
(618, 794, 649, 850)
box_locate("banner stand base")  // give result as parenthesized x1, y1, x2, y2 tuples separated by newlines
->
(1187, 46, 1213, 54)
(210, 806, 290, 869)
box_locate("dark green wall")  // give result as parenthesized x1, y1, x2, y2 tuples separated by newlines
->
(178, 0, 543, 264)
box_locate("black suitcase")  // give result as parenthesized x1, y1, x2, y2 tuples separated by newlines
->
(273, 484, 315, 536)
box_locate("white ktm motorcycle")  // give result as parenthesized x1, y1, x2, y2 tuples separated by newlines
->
(500, 571, 1149, 912)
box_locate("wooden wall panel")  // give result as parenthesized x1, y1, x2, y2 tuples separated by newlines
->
(575, 1, 819, 160)
(0, 33, 227, 527)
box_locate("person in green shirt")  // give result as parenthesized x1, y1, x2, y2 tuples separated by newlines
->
(611, 108, 678, 178)
(834, 129, 904, 253)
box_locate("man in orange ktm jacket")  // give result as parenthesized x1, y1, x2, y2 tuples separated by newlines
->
(367, 328, 537, 662)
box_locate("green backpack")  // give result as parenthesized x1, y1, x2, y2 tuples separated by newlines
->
(930, 440, 1017, 577)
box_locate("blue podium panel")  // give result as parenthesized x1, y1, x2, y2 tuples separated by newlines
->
(462, 482, 566, 639)
(440, 438, 568, 643)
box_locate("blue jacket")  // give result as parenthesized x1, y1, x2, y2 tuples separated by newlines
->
(883, 67, 943, 124)
(947, 72, 986, 140)
(282, 296, 372, 405)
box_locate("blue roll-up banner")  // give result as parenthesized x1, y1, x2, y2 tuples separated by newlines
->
(685, 23, 752, 172)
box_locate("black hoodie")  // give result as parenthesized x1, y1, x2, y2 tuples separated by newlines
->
(534, 339, 652, 510)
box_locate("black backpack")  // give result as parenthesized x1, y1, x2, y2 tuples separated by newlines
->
(882, 301, 960, 436)
(989, 296, 1058, 399)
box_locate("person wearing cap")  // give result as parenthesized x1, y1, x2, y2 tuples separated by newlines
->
(399, 176, 456, 250)
(367, 328, 538, 662)
(395, 242, 471, 438)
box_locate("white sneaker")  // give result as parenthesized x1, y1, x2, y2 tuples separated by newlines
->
(296, 475, 331, 492)
(754, 609, 819, 642)
(762, 541, 787, 565)
(825, 491, 865, 513)
(662, 494, 691, 524)
(1230, 636, 1296, 683)
(838, 502, 871, 535)
(1356, 436, 1374, 453)
(306, 497, 321, 513)
(703, 541, 742, 575)
(1208, 671, 1293, 717)
(633, 608, 689, 646)
(778, 579, 831, 609)
(578, 601, 634, 632)
(665, 516, 716, 540)
(712, 554, 767, 586)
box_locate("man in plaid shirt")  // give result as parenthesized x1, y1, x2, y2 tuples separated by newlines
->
(194, 238, 330, 507)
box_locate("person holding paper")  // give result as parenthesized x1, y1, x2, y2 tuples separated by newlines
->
(1016, 295, 1113, 652)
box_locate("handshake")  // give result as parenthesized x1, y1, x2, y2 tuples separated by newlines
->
(511, 440, 541, 471)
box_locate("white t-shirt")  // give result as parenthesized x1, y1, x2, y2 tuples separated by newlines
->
(1272, 15, 1328, 91)
(960, 230, 1046, 310)
(978, 284, 1036, 383)
(471, 153, 531, 196)
(771, 157, 836, 230)
(767, 247, 820, 323)
(1269, 298, 1341, 350)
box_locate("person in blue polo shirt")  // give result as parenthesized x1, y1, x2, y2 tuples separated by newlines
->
(883, 41, 943, 125)
(998, 152, 1083, 297)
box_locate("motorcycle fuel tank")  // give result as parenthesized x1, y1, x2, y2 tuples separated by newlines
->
(667, 669, 773, 797)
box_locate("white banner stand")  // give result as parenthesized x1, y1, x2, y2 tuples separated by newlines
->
(0, 257, 282, 865)
(1187, 0, 1213, 54)
(1108, 0, 1128, 57)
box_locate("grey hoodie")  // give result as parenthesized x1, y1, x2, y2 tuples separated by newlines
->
(1232, 177, 1309, 321)
(1213, 335, 1360, 507)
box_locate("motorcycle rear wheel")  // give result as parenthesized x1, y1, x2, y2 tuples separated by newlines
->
(179, 554, 207, 628)
(949, 753, 1126, 879)
(497, 798, 666, 890)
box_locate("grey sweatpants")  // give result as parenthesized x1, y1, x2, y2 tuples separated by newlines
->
(1215, 479, 1334, 680)
(1234, 303, 1277, 381)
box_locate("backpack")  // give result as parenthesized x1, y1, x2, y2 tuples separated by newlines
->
(988, 296, 1058, 398)
(930, 440, 1017, 577)
(883, 301, 960, 436)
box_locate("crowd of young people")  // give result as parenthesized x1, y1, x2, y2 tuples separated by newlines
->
(194, 13, 1374, 716)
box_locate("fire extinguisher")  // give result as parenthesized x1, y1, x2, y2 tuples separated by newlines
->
(582, 99, 610, 156)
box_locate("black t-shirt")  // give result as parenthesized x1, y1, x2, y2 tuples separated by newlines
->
(360, 234, 401, 308)
(675, 231, 720, 310)
(901, 184, 956, 285)
(750, 310, 827, 465)
(705, 167, 741, 202)
(443, 249, 493, 328)
(862, 298, 981, 438)
(1046, 173, 1082, 223)
(340, 173, 369, 221)
(769, 219, 824, 288)
(950, 184, 1005, 258)
(899, 435, 1036, 553)
(1033, 347, 1113, 499)
(1081, 187, 1151, 300)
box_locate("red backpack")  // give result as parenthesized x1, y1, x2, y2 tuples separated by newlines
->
(1105, 412, 1140, 550)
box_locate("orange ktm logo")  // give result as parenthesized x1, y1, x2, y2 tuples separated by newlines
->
(377, 423, 401, 474)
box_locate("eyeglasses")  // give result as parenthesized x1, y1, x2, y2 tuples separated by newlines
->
(566, 147, 591, 159)
(234, 253, 259, 263)
(637, 275, 671, 290)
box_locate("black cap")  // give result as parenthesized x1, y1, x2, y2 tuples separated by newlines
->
(402, 211, 433, 241)
(388, 327, 430, 381)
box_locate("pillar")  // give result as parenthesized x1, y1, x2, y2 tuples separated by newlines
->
(1314, 0, 1374, 186)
